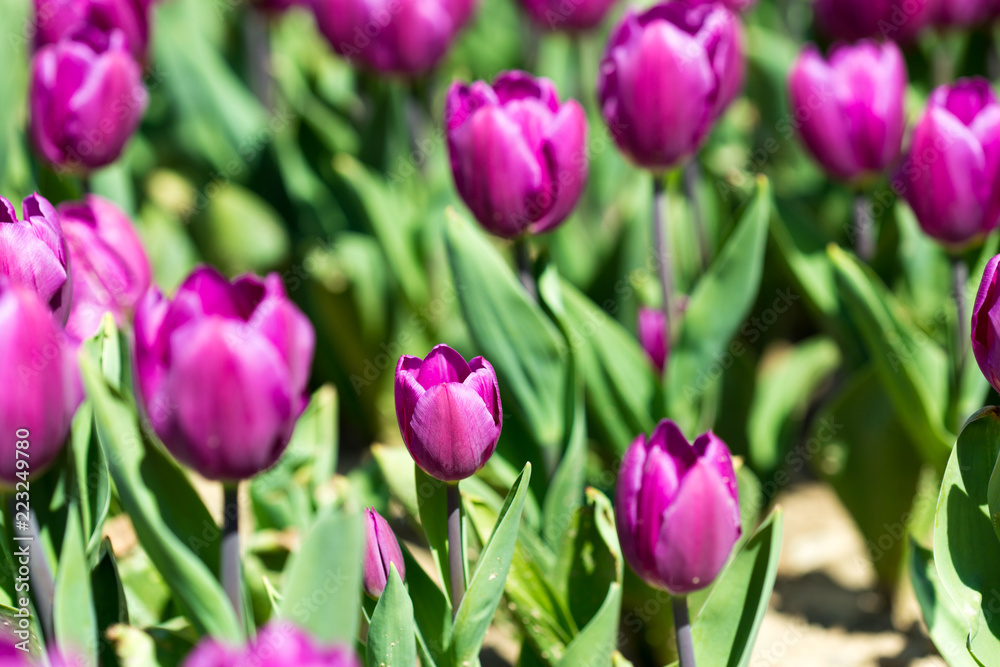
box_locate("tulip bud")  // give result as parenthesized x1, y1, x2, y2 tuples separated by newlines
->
(0, 194, 72, 325)
(898, 78, 1000, 247)
(972, 254, 1000, 392)
(615, 419, 740, 594)
(395, 344, 502, 481)
(29, 32, 148, 172)
(597, 0, 744, 171)
(935, 0, 999, 26)
(788, 41, 906, 182)
(519, 0, 619, 31)
(814, 0, 936, 41)
(60, 195, 151, 340)
(184, 622, 361, 667)
(133, 266, 315, 481)
(253, 0, 307, 12)
(637, 308, 668, 373)
(33, 0, 150, 60)
(312, 0, 474, 75)
(363, 508, 407, 598)
(0, 284, 82, 487)
(445, 71, 588, 237)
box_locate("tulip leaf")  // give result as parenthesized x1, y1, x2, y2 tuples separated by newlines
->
(92, 538, 130, 665)
(555, 583, 622, 667)
(415, 466, 454, 607)
(402, 548, 450, 667)
(541, 357, 588, 550)
(451, 463, 532, 664)
(769, 201, 840, 320)
(366, 566, 417, 667)
(445, 208, 569, 462)
(54, 505, 99, 667)
(0, 0, 31, 194)
(691, 507, 783, 667)
(372, 445, 421, 521)
(910, 540, 980, 667)
(932, 407, 1000, 665)
(667, 177, 772, 433)
(68, 401, 112, 558)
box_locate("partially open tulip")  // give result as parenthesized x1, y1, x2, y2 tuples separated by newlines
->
(519, 0, 619, 31)
(184, 622, 360, 667)
(637, 307, 668, 373)
(33, 0, 150, 60)
(0, 194, 72, 325)
(60, 195, 150, 340)
(597, 0, 744, 171)
(445, 71, 588, 237)
(972, 254, 1000, 392)
(616, 419, 740, 594)
(395, 345, 502, 481)
(312, 0, 474, 75)
(814, 0, 937, 41)
(134, 266, 315, 481)
(29, 32, 148, 172)
(788, 41, 906, 182)
(898, 78, 1000, 247)
(0, 284, 82, 487)
(363, 508, 407, 598)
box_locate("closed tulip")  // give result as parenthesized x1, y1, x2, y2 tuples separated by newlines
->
(519, 0, 619, 31)
(395, 344, 501, 481)
(788, 41, 906, 182)
(33, 0, 150, 60)
(814, 0, 937, 41)
(363, 508, 407, 598)
(29, 32, 148, 172)
(312, 0, 474, 75)
(0, 284, 82, 487)
(0, 194, 72, 325)
(60, 195, 150, 340)
(446, 71, 588, 237)
(898, 78, 1000, 247)
(597, 0, 744, 171)
(184, 622, 360, 667)
(616, 419, 740, 594)
(133, 266, 315, 481)
(935, 0, 999, 26)
(637, 307, 668, 373)
(972, 254, 1000, 392)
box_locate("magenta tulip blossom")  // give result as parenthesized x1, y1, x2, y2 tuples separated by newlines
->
(363, 508, 407, 598)
(814, 0, 937, 41)
(312, 0, 474, 75)
(33, 0, 151, 60)
(519, 0, 619, 31)
(615, 419, 740, 594)
(597, 0, 744, 171)
(0, 194, 72, 326)
(60, 195, 150, 340)
(637, 307, 668, 373)
(0, 284, 82, 487)
(445, 71, 588, 237)
(898, 78, 1000, 247)
(133, 266, 315, 481)
(395, 344, 502, 481)
(184, 622, 360, 667)
(788, 40, 906, 182)
(972, 255, 1000, 392)
(935, 0, 999, 26)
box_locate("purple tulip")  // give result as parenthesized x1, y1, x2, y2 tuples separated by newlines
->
(898, 78, 1000, 247)
(519, 0, 619, 31)
(312, 0, 475, 75)
(253, 0, 307, 12)
(787, 40, 906, 182)
(814, 0, 937, 41)
(935, 0, 998, 26)
(395, 344, 502, 481)
(445, 71, 588, 237)
(184, 622, 360, 667)
(972, 254, 1000, 392)
(637, 307, 668, 373)
(363, 508, 407, 598)
(133, 266, 315, 481)
(60, 195, 151, 340)
(0, 194, 72, 326)
(615, 419, 740, 594)
(0, 284, 82, 487)
(29, 32, 148, 172)
(33, 0, 150, 60)
(597, 0, 744, 171)
(0, 642, 78, 666)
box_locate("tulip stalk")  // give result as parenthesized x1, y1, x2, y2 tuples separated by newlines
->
(515, 238, 537, 301)
(221, 483, 242, 627)
(672, 596, 695, 667)
(950, 256, 969, 429)
(652, 175, 673, 340)
(446, 483, 465, 615)
(6, 498, 55, 643)
(684, 162, 709, 268)
(853, 194, 874, 262)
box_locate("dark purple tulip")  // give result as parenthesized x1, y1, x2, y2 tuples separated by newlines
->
(972, 254, 1000, 392)
(33, 0, 150, 60)
(253, 0, 307, 12)
(133, 266, 315, 481)
(935, 0, 999, 26)
(814, 0, 937, 41)
(184, 622, 360, 667)
(445, 71, 588, 237)
(519, 0, 619, 31)
(60, 195, 150, 340)
(597, 0, 744, 171)
(312, 0, 474, 75)
(788, 40, 906, 182)
(0, 194, 72, 326)
(637, 307, 668, 373)
(395, 344, 502, 481)
(615, 419, 740, 594)
(29, 32, 148, 172)
(363, 508, 407, 598)
(898, 78, 1000, 247)
(0, 284, 82, 487)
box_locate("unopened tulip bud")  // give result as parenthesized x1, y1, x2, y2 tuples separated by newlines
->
(637, 307, 668, 373)
(972, 255, 1000, 393)
(814, 0, 936, 42)
(184, 622, 360, 667)
(363, 508, 407, 598)
(33, 0, 151, 60)
(519, 0, 619, 31)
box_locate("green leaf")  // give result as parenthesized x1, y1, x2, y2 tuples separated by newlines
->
(92, 538, 129, 666)
(910, 540, 980, 667)
(193, 184, 290, 275)
(54, 506, 98, 666)
(279, 508, 364, 644)
(541, 370, 587, 550)
(555, 583, 622, 667)
(366, 566, 416, 667)
(0, 0, 32, 194)
(451, 463, 532, 665)
(372, 445, 421, 520)
(416, 466, 453, 605)
(402, 548, 450, 667)
(68, 401, 111, 558)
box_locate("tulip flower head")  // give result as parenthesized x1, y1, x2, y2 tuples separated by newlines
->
(788, 40, 906, 183)
(637, 307, 668, 373)
(184, 622, 360, 667)
(445, 71, 588, 237)
(519, 0, 619, 31)
(597, 0, 744, 172)
(899, 78, 1000, 247)
(33, 0, 151, 60)
(972, 255, 1000, 393)
(935, 0, 1000, 27)
(814, 0, 936, 41)
(615, 419, 740, 594)
(134, 266, 315, 481)
(395, 345, 502, 481)
(363, 508, 407, 598)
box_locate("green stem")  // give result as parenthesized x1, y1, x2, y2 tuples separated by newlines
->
(673, 596, 695, 667)
(652, 174, 673, 340)
(7, 497, 54, 644)
(515, 237, 537, 302)
(446, 484, 464, 617)
(221, 484, 242, 628)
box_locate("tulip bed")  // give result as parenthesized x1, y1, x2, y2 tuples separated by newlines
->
(3, 0, 1000, 665)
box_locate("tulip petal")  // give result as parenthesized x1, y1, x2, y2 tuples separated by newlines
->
(463, 356, 502, 425)
(407, 382, 499, 480)
(395, 356, 427, 446)
(615, 434, 650, 581)
(417, 343, 472, 387)
(533, 100, 588, 233)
